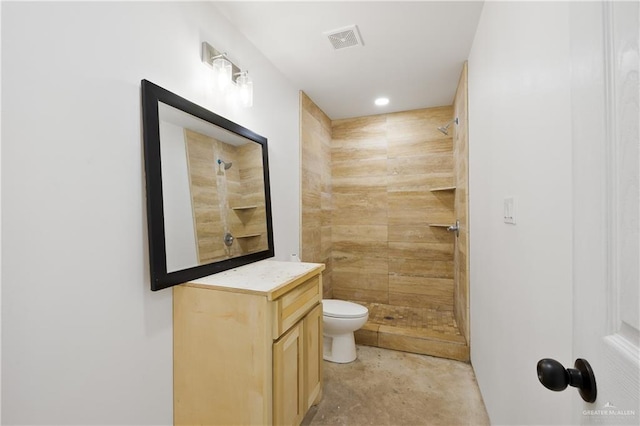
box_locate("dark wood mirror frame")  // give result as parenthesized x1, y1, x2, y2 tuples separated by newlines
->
(141, 79, 274, 291)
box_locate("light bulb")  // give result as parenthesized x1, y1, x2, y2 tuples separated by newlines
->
(236, 72, 253, 107)
(374, 97, 389, 106)
(213, 56, 232, 91)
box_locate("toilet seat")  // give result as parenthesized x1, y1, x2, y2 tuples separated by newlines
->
(323, 299, 368, 319)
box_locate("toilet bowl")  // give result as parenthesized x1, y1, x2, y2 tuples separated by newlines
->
(322, 299, 369, 363)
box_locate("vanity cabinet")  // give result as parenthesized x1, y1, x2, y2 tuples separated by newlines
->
(173, 260, 324, 426)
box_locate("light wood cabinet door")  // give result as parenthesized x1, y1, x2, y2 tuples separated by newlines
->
(303, 303, 323, 409)
(273, 321, 304, 426)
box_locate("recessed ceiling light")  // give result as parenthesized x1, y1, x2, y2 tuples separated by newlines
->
(374, 97, 389, 106)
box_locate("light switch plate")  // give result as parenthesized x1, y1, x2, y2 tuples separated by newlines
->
(504, 197, 516, 224)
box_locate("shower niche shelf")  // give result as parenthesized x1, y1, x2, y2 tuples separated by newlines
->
(231, 205, 258, 210)
(428, 187, 456, 228)
(430, 186, 456, 192)
(236, 233, 262, 239)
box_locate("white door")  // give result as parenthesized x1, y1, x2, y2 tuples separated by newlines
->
(570, 1, 639, 424)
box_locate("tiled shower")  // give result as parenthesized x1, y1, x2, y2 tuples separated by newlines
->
(300, 63, 469, 361)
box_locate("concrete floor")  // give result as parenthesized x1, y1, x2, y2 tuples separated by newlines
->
(304, 345, 490, 426)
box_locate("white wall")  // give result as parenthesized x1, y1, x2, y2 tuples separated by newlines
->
(468, 2, 574, 424)
(159, 122, 198, 272)
(1, 2, 299, 424)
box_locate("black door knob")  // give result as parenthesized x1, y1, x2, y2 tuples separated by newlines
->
(537, 358, 597, 403)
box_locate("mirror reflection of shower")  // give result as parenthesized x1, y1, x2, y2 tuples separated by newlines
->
(217, 158, 233, 172)
(437, 117, 459, 135)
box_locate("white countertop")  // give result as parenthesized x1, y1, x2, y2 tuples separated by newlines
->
(186, 260, 325, 298)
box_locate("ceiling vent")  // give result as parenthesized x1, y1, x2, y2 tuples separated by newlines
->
(324, 25, 364, 50)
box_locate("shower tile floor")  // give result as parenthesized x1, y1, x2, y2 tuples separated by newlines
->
(354, 302, 469, 361)
(304, 345, 490, 426)
(365, 302, 461, 337)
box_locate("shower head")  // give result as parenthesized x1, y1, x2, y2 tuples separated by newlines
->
(217, 159, 233, 170)
(437, 117, 459, 136)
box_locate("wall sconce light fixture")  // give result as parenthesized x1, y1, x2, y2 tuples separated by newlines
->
(212, 54, 232, 90)
(202, 42, 253, 107)
(236, 71, 253, 108)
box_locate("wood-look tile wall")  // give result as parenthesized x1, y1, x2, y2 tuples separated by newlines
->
(331, 107, 456, 311)
(232, 142, 269, 255)
(453, 62, 470, 341)
(300, 92, 333, 297)
(185, 129, 228, 263)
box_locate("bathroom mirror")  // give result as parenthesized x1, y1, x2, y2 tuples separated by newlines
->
(141, 80, 274, 291)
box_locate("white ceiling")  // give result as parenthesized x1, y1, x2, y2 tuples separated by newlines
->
(214, 1, 484, 120)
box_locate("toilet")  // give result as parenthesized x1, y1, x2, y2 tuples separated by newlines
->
(322, 299, 369, 363)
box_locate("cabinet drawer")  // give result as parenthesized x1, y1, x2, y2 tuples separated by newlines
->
(273, 275, 321, 339)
